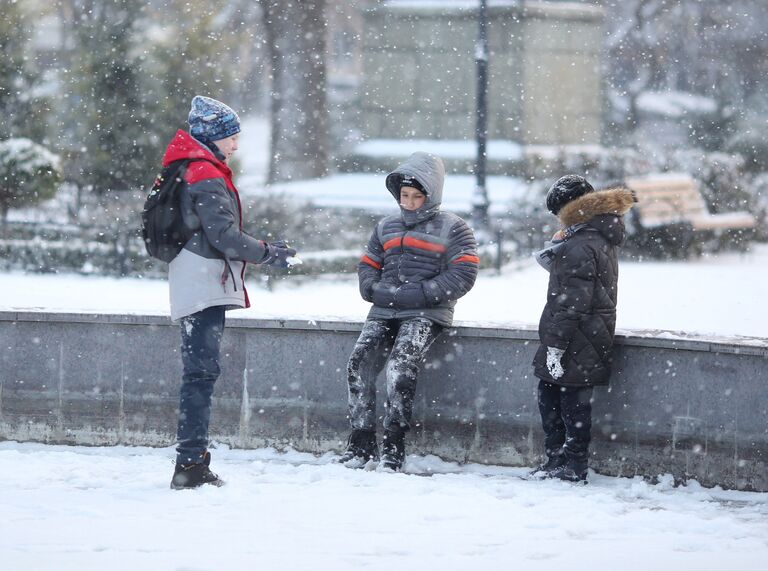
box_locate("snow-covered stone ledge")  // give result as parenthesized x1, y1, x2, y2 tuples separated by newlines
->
(1, 311, 766, 491)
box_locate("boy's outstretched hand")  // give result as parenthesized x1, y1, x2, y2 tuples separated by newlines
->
(546, 347, 565, 379)
(262, 240, 298, 268)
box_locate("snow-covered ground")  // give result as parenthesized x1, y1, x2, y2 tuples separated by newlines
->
(6, 244, 766, 571)
(3, 250, 766, 569)
(4, 254, 766, 570)
(2, 442, 766, 571)
(2, 244, 767, 342)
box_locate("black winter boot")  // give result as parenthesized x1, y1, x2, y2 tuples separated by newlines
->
(529, 450, 567, 478)
(170, 450, 225, 490)
(379, 429, 406, 472)
(548, 457, 588, 483)
(338, 429, 379, 469)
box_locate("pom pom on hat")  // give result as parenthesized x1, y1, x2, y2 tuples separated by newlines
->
(188, 95, 241, 143)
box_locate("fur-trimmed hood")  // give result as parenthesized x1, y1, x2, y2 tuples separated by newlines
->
(557, 187, 636, 227)
(558, 187, 636, 247)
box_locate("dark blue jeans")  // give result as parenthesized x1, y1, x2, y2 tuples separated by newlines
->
(176, 305, 226, 466)
(537, 380, 593, 461)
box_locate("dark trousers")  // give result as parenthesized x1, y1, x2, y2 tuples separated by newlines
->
(346, 317, 442, 432)
(176, 305, 226, 465)
(537, 380, 593, 461)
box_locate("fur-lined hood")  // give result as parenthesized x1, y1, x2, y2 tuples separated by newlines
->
(558, 187, 636, 228)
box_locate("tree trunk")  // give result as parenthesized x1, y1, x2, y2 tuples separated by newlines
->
(0, 202, 8, 239)
(260, 0, 330, 183)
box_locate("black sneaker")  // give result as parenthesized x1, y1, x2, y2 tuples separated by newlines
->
(529, 452, 567, 478)
(338, 429, 379, 469)
(548, 458, 588, 483)
(170, 450, 225, 490)
(378, 429, 405, 472)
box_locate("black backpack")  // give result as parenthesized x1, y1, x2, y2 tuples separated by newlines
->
(141, 159, 192, 263)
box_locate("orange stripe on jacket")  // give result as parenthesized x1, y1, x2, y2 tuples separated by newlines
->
(382, 236, 447, 254)
(402, 236, 446, 253)
(382, 237, 401, 251)
(452, 254, 480, 264)
(361, 255, 381, 270)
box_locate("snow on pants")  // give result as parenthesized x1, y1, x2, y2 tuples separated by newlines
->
(176, 305, 226, 466)
(346, 317, 442, 432)
(537, 380, 594, 461)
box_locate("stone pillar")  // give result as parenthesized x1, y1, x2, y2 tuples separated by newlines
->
(520, 2, 603, 145)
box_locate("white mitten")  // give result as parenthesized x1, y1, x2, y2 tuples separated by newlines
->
(546, 347, 565, 380)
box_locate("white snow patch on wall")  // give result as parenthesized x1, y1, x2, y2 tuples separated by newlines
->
(354, 138, 524, 161)
(637, 91, 718, 118)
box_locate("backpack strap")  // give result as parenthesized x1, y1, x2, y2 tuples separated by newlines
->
(165, 158, 191, 172)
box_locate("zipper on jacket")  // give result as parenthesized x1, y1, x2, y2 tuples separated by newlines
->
(397, 232, 406, 283)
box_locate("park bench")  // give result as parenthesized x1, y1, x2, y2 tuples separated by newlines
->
(623, 173, 757, 257)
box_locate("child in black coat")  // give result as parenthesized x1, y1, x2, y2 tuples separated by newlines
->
(531, 175, 635, 481)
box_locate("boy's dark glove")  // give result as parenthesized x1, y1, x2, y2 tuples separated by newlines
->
(372, 282, 396, 308)
(394, 282, 427, 309)
(361, 281, 375, 303)
(261, 240, 297, 268)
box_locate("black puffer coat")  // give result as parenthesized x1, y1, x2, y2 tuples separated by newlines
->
(533, 188, 636, 387)
(358, 152, 479, 327)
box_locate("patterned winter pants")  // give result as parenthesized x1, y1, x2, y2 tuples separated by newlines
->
(346, 317, 442, 432)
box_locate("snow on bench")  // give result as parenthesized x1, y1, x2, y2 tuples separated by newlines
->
(625, 173, 757, 231)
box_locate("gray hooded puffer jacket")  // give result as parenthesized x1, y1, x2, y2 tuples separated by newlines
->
(358, 152, 479, 327)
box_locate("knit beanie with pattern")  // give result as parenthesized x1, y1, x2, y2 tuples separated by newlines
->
(188, 95, 241, 144)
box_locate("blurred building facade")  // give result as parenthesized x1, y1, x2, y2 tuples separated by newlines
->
(359, 0, 604, 146)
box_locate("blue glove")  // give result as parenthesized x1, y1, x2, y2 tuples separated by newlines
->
(262, 240, 297, 268)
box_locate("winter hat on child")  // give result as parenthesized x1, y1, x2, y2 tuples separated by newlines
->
(188, 95, 241, 143)
(399, 175, 425, 193)
(546, 174, 595, 215)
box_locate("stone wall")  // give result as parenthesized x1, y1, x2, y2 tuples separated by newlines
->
(1, 311, 766, 490)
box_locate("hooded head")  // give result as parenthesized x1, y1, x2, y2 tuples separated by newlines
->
(385, 152, 445, 226)
(188, 95, 241, 145)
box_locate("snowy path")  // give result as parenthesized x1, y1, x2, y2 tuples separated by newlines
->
(1, 443, 766, 571)
(2, 244, 767, 340)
